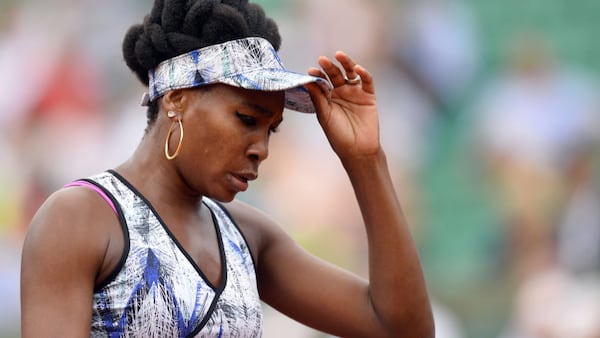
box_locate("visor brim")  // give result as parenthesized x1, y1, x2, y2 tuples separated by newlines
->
(216, 68, 332, 114)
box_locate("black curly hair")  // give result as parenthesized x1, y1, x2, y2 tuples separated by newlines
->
(122, 0, 282, 126)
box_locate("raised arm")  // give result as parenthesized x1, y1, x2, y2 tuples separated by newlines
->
(239, 52, 434, 338)
(307, 52, 435, 337)
(310, 52, 434, 337)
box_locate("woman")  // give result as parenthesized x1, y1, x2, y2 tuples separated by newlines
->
(20, 0, 434, 337)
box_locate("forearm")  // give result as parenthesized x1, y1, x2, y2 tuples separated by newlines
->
(342, 148, 434, 337)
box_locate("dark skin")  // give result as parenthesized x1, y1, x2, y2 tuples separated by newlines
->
(21, 52, 434, 338)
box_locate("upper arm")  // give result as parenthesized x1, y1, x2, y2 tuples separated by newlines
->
(20, 188, 112, 338)
(225, 200, 387, 338)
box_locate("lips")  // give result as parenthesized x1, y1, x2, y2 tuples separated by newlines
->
(236, 172, 258, 182)
(231, 171, 257, 192)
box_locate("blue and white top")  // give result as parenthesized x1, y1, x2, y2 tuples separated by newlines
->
(83, 170, 262, 338)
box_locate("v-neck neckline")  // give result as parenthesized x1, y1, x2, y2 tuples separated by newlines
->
(107, 169, 228, 292)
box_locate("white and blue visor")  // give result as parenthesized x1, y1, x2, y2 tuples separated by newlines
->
(142, 37, 332, 114)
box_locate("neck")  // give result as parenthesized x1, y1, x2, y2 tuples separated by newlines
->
(115, 128, 204, 215)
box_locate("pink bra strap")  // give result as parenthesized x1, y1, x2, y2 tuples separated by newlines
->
(64, 181, 117, 214)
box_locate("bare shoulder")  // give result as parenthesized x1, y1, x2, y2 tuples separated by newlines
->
(21, 185, 123, 337)
(25, 186, 114, 244)
(22, 185, 120, 282)
(220, 199, 277, 230)
(218, 199, 295, 261)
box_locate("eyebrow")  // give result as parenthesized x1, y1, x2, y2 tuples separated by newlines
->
(244, 102, 274, 117)
(244, 102, 284, 124)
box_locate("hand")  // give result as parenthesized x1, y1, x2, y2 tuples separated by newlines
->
(306, 51, 379, 160)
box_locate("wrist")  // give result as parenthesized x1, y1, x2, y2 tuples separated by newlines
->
(340, 147, 387, 173)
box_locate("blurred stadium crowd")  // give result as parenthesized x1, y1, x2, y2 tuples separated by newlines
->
(1, 0, 599, 337)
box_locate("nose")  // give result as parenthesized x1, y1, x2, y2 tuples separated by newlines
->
(247, 133, 269, 163)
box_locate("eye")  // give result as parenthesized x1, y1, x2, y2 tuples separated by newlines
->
(237, 111, 281, 136)
(236, 112, 257, 126)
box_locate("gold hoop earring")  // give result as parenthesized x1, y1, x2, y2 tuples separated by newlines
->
(165, 114, 183, 160)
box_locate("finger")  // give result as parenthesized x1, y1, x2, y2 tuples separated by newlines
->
(335, 51, 358, 79)
(307, 67, 333, 97)
(354, 64, 375, 95)
(317, 56, 346, 88)
(305, 82, 330, 115)
(308, 67, 329, 82)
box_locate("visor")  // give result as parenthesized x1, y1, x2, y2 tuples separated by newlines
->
(142, 37, 332, 114)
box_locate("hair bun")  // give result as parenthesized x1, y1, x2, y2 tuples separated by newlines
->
(122, 0, 282, 110)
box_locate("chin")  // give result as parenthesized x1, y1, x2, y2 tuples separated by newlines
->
(205, 191, 237, 203)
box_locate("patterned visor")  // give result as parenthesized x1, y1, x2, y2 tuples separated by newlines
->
(143, 37, 332, 114)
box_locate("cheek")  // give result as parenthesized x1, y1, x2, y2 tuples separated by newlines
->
(187, 136, 239, 166)
(183, 117, 246, 164)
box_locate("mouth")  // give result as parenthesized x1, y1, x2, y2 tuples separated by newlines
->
(230, 172, 257, 192)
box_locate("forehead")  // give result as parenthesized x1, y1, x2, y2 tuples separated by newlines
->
(198, 84, 285, 116)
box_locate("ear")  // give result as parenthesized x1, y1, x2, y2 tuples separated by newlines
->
(161, 89, 186, 113)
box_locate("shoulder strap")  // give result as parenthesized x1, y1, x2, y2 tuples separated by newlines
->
(64, 180, 117, 214)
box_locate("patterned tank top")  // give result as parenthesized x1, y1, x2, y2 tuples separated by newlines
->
(84, 171, 263, 338)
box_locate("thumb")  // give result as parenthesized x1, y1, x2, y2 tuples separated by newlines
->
(305, 82, 330, 117)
